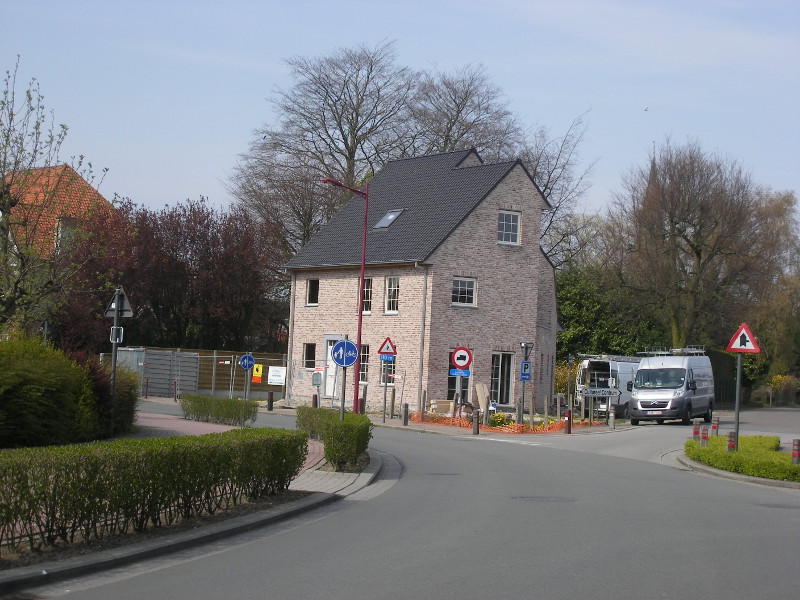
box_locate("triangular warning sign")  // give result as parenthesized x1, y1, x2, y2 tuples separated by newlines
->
(105, 287, 134, 318)
(726, 323, 760, 353)
(378, 337, 396, 355)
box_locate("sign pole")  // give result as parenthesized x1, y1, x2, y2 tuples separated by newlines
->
(382, 361, 388, 423)
(109, 287, 121, 436)
(734, 353, 742, 451)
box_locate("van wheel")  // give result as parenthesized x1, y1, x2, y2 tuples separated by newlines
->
(656, 419, 664, 425)
(621, 404, 630, 419)
(704, 405, 713, 423)
(631, 418, 639, 426)
(681, 405, 692, 425)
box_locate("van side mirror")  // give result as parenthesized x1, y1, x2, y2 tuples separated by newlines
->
(626, 381, 633, 392)
(688, 380, 697, 391)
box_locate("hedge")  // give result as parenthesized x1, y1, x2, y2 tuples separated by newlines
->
(0, 428, 307, 556)
(295, 407, 373, 470)
(685, 435, 800, 482)
(179, 394, 259, 426)
(0, 337, 139, 448)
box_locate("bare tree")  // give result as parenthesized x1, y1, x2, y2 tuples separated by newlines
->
(1, 58, 68, 329)
(264, 40, 415, 193)
(229, 148, 336, 254)
(609, 139, 796, 348)
(409, 64, 522, 159)
(519, 113, 596, 268)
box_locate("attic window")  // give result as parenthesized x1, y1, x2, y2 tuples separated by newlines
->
(374, 209, 404, 228)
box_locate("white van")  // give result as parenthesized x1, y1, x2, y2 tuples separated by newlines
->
(576, 355, 640, 418)
(627, 347, 714, 426)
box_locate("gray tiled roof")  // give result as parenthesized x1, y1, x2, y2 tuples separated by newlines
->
(284, 149, 538, 270)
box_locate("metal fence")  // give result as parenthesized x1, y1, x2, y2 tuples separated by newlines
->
(104, 347, 288, 401)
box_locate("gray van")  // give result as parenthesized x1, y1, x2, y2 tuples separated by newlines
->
(627, 348, 714, 426)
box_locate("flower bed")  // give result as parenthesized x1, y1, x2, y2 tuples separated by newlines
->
(410, 413, 605, 434)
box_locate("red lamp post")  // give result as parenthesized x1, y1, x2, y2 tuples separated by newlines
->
(322, 178, 368, 413)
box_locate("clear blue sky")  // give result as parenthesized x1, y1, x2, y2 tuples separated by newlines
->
(3, 0, 798, 212)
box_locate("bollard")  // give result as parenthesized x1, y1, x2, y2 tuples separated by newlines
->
(711, 416, 719, 436)
(402, 402, 409, 426)
(267, 391, 274, 411)
(390, 388, 396, 419)
(609, 408, 616, 430)
(311, 393, 318, 409)
(472, 410, 480, 435)
(564, 409, 572, 435)
(727, 431, 737, 452)
(793, 439, 800, 466)
(700, 425, 709, 447)
(692, 421, 700, 441)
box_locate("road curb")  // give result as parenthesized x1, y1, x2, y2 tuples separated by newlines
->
(676, 454, 800, 490)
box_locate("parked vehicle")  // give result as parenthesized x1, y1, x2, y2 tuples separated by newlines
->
(627, 347, 714, 426)
(576, 355, 640, 418)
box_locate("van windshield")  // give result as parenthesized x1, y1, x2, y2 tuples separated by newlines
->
(634, 368, 686, 389)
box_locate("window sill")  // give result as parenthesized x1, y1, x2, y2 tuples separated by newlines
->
(383, 311, 399, 316)
(451, 303, 477, 308)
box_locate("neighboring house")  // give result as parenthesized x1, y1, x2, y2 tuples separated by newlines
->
(283, 149, 557, 417)
(3, 164, 113, 256)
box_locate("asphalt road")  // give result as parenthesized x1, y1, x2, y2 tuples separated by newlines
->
(28, 405, 800, 599)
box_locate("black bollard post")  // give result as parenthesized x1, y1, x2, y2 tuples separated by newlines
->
(402, 402, 409, 426)
(267, 391, 274, 411)
(472, 410, 480, 435)
(565, 409, 572, 434)
(311, 393, 318, 409)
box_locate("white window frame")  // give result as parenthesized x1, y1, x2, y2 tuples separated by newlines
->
(497, 210, 521, 245)
(451, 277, 476, 306)
(362, 278, 373, 314)
(385, 276, 399, 314)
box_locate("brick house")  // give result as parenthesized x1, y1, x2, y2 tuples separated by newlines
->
(283, 149, 557, 417)
(3, 164, 113, 256)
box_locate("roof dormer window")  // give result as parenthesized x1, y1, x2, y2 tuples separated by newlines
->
(374, 209, 404, 228)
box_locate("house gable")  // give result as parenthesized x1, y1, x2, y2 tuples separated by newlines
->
(4, 165, 113, 256)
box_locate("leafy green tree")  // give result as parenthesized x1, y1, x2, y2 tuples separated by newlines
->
(556, 266, 663, 359)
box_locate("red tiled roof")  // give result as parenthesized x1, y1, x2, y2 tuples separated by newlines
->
(4, 164, 114, 255)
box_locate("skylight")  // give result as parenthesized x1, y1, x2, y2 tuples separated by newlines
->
(373, 209, 405, 228)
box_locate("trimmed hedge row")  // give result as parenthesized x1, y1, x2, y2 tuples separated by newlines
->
(295, 407, 373, 470)
(0, 428, 307, 556)
(179, 394, 259, 426)
(685, 435, 800, 482)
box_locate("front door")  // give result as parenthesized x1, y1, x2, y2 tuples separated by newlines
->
(490, 352, 514, 406)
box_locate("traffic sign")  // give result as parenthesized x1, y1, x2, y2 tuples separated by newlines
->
(726, 323, 760, 353)
(379, 354, 395, 362)
(449, 368, 470, 377)
(580, 388, 622, 397)
(238, 354, 255, 370)
(105, 287, 133, 318)
(378, 337, 396, 355)
(331, 339, 358, 367)
(519, 360, 531, 381)
(451, 347, 472, 369)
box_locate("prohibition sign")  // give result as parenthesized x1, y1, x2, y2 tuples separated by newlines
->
(451, 347, 472, 370)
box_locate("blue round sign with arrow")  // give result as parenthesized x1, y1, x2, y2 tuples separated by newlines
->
(331, 339, 358, 368)
(238, 354, 255, 370)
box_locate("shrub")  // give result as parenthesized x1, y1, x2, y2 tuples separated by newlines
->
(685, 435, 800, 482)
(178, 394, 259, 426)
(296, 407, 373, 470)
(0, 428, 307, 555)
(489, 412, 513, 427)
(296, 405, 338, 440)
(321, 413, 373, 470)
(0, 336, 98, 448)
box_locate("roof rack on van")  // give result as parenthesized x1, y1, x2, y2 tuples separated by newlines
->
(638, 345, 706, 356)
(577, 354, 640, 363)
(639, 346, 670, 356)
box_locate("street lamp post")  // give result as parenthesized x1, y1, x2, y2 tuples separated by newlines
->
(322, 178, 368, 413)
